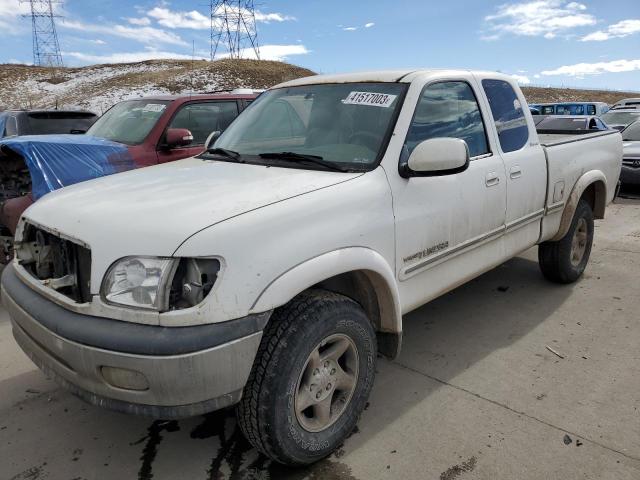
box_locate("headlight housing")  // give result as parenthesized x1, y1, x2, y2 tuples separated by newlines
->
(102, 256, 220, 311)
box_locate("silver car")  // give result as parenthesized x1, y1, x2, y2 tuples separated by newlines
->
(621, 121, 640, 186)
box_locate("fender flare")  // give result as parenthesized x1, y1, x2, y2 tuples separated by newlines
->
(250, 247, 402, 334)
(550, 170, 607, 242)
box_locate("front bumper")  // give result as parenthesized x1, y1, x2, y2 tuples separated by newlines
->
(1, 264, 270, 418)
(621, 163, 640, 186)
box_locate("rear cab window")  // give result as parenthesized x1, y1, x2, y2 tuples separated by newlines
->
(403, 81, 490, 160)
(26, 112, 97, 135)
(481, 79, 529, 153)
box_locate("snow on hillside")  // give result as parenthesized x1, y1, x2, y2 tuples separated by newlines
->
(0, 59, 315, 114)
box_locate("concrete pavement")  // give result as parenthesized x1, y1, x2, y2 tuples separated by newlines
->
(1, 200, 639, 480)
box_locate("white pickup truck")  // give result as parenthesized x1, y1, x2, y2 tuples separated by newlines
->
(1, 70, 622, 465)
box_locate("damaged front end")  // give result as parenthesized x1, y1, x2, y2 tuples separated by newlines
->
(15, 223, 92, 303)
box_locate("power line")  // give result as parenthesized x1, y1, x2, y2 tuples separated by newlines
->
(210, 0, 260, 61)
(21, 0, 64, 68)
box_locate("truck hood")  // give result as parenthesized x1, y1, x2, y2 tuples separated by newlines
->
(23, 156, 362, 257)
(0, 134, 135, 199)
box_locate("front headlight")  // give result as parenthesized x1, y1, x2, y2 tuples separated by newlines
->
(102, 256, 221, 311)
(102, 257, 177, 310)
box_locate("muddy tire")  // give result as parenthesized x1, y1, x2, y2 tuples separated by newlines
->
(236, 289, 377, 466)
(539, 198, 594, 284)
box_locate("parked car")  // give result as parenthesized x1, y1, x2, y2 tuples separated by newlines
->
(0, 92, 258, 262)
(1, 70, 622, 466)
(620, 120, 640, 186)
(612, 97, 640, 109)
(535, 115, 609, 133)
(0, 109, 97, 138)
(601, 108, 640, 131)
(529, 102, 609, 116)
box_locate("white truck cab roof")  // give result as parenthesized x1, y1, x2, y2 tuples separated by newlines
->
(274, 69, 518, 88)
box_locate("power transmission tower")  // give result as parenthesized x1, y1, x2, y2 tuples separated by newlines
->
(21, 0, 64, 67)
(210, 0, 260, 61)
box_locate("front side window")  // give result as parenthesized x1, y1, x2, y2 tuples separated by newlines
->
(213, 82, 406, 170)
(168, 102, 239, 146)
(541, 105, 555, 115)
(403, 81, 489, 158)
(87, 100, 170, 145)
(587, 104, 596, 115)
(482, 79, 529, 153)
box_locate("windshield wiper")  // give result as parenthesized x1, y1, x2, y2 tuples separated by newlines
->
(205, 147, 242, 160)
(258, 152, 349, 172)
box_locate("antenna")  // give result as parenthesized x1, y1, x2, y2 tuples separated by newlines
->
(21, 0, 64, 68)
(210, 0, 260, 61)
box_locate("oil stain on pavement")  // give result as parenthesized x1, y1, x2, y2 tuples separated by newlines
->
(132, 410, 360, 480)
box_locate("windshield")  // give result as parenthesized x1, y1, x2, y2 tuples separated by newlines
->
(211, 82, 406, 170)
(87, 100, 170, 145)
(602, 111, 640, 127)
(623, 121, 640, 141)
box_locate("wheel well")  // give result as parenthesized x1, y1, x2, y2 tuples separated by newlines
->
(581, 181, 606, 219)
(312, 270, 401, 359)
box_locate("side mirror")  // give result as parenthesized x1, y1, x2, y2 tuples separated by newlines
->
(402, 138, 470, 177)
(165, 128, 193, 148)
(204, 130, 221, 151)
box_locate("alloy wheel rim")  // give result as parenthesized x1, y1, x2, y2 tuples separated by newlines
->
(570, 217, 588, 267)
(294, 333, 359, 433)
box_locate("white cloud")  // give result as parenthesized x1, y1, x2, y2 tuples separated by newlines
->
(343, 26, 358, 31)
(511, 74, 531, 84)
(0, 0, 31, 33)
(215, 44, 310, 62)
(148, 6, 294, 30)
(127, 17, 152, 26)
(148, 7, 209, 29)
(581, 19, 640, 41)
(91, 39, 107, 45)
(541, 59, 640, 77)
(483, 0, 596, 39)
(534, 74, 541, 79)
(61, 19, 187, 46)
(364, 22, 375, 28)
(65, 50, 203, 64)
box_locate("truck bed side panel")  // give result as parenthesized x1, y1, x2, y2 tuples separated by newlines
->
(540, 130, 622, 242)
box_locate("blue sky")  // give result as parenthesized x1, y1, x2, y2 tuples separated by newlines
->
(1, 0, 639, 90)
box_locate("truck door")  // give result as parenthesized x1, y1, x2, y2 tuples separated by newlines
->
(391, 79, 507, 312)
(479, 78, 547, 249)
(157, 101, 240, 163)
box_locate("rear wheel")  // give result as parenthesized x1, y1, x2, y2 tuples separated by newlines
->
(538, 198, 594, 283)
(236, 289, 376, 466)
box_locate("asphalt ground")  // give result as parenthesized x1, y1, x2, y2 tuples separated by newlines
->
(1, 198, 639, 480)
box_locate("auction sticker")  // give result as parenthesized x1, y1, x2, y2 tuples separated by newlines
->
(343, 91, 397, 108)
(142, 103, 166, 113)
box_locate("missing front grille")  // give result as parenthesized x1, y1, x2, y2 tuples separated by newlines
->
(17, 224, 92, 303)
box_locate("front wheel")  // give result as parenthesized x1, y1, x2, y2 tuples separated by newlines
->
(538, 198, 594, 283)
(236, 289, 377, 466)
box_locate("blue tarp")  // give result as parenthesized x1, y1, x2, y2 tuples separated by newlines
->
(0, 135, 136, 200)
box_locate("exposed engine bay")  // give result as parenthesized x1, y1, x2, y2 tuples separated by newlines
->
(0, 150, 32, 263)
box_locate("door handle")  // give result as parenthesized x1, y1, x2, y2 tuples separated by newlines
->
(510, 166, 522, 179)
(485, 172, 500, 187)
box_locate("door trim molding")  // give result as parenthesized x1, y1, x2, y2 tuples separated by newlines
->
(400, 207, 546, 281)
(401, 225, 505, 280)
